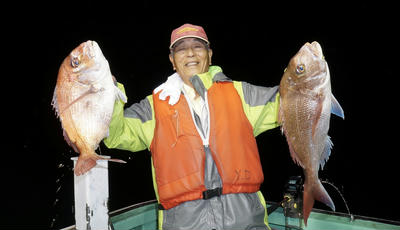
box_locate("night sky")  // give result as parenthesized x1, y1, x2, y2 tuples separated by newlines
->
(4, 2, 399, 228)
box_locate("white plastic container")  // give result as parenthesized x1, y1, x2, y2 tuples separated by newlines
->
(72, 156, 110, 230)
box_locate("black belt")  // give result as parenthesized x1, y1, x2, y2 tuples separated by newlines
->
(202, 187, 223, 200)
(158, 187, 223, 210)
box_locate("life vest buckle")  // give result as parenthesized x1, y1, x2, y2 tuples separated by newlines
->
(202, 187, 223, 200)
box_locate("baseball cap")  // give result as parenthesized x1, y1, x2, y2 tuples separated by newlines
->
(170, 23, 209, 49)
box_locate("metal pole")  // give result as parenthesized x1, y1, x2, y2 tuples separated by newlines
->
(72, 157, 110, 230)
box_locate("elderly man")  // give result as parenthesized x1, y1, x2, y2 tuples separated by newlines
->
(104, 23, 280, 230)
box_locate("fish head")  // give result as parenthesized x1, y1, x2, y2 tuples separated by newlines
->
(69, 40, 106, 72)
(62, 40, 109, 84)
(281, 41, 328, 92)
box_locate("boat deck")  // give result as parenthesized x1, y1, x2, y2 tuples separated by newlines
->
(61, 199, 400, 229)
(109, 200, 400, 230)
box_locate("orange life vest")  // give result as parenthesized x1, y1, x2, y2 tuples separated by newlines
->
(150, 81, 264, 210)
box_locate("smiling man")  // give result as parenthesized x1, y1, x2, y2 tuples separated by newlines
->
(104, 23, 281, 230)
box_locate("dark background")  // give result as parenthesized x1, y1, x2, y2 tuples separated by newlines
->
(3, 1, 399, 229)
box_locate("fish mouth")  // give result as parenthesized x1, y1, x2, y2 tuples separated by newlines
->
(85, 40, 98, 58)
(304, 41, 324, 59)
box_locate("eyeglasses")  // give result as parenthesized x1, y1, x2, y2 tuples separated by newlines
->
(171, 41, 208, 55)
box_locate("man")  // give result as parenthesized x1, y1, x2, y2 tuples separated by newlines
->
(104, 23, 280, 230)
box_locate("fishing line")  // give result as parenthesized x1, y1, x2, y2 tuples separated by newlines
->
(50, 151, 74, 229)
(321, 180, 354, 222)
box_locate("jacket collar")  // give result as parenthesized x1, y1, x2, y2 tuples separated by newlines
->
(189, 65, 231, 100)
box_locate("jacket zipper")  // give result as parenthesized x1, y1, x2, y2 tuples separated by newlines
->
(171, 109, 179, 148)
(182, 90, 210, 146)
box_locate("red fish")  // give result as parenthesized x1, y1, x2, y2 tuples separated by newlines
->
(52, 40, 126, 176)
(279, 41, 344, 225)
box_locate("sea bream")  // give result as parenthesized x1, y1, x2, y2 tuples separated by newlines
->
(52, 40, 126, 176)
(279, 41, 344, 225)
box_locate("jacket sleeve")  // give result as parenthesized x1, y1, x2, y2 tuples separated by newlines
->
(233, 81, 280, 137)
(103, 83, 155, 152)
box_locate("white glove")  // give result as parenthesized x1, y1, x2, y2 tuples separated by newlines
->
(154, 72, 183, 105)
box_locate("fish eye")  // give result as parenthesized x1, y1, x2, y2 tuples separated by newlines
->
(296, 64, 305, 74)
(71, 57, 80, 68)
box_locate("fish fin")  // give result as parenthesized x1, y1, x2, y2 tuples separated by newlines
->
(112, 75, 118, 86)
(59, 88, 96, 115)
(331, 94, 344, 119)
(320, 136, 333, 170)
(74, 154, 127, 176)
(278, 105, 284, 135)
(74, 154, 100, 176)
(278, 98, 283, 124)
(303, 183, 315, 226)
(303, 178, 335, 226)
(287, 138, 305, 168)
(63, 130, 79, 153)
(107, 158, 127, 163)
(52, 87, 60, 117)
(115, 85, 127, 103)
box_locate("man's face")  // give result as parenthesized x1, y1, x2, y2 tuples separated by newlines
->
(169, 38, 213, 84)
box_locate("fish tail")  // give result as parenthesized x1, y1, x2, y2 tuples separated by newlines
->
(74, 154, 100, 176)
(303, 179, 335, 226)
(74, 154, 127, 176)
